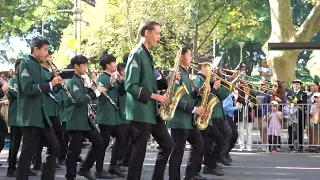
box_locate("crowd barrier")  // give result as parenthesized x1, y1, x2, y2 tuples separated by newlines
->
(233, 103, 319, 152)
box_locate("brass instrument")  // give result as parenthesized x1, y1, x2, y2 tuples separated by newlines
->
(49, 62, 75, 104)
(194, 63, 220, 130)
(189, 63, 259, 106)
(159, 46, 189, 121)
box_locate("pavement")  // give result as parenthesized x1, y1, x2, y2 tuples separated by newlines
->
(0, 147, 319, 180)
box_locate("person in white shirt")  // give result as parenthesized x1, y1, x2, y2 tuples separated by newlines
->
(259, 60, 273, 81)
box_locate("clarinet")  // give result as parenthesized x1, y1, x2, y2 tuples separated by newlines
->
(87, 73, 119, 110)
(49, 62, 75, 104)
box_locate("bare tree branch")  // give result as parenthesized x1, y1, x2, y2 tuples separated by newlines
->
(292, 2, 320, 42)
(197, 0, 220, 26)
(199, 12, 245, 56)
(197, 3, 228, 52)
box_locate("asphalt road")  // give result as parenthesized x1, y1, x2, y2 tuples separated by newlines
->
(0, 147, 319, 180)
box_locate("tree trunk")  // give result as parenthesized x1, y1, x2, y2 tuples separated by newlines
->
(263, 0, 320, 82)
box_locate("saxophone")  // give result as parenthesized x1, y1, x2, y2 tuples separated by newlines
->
(194, 64, 220, 130)
(159, 47, 189, 121)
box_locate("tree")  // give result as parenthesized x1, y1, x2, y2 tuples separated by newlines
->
(0, 0, 40, 39)
(54, 0, 269, 70)
(262, 0, 320, 82)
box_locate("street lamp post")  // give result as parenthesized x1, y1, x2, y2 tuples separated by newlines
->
(239, 42, 245, 63)
(219, 51, 225, 68)
(58, 0, 91, 56)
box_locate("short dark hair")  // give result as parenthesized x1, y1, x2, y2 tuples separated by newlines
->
(71, 55, 88, 66)
(180, 45, 192, 56)
(66, 63, 74, 69)
(314, 80, 319, 87)
(117, 63, 126, 72)
(30, 36, 49, 54)
(139, 20, 160, 37)
(15, 59, 23, 72)
(100, 54, 116, 70)
(122, 53, 130, 63)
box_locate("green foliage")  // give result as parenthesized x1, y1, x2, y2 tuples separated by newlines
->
(0, 0, 41, 38)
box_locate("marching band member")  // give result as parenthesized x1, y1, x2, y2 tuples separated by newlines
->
(117, 62, 134, 168)
(95, 54, 129, 178)
(33, 50, 64, 170)
(193, 59, 225, 176)
(16, 36, 63, 180)
(167, 45, 206, 180)
(7, 59, 37, 177)
(64, 55, 106, 180)
(125, 20, 178, 180)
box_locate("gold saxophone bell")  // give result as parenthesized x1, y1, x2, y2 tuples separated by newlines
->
(159, 45, 189, 121)
(193, 63, 220, 130)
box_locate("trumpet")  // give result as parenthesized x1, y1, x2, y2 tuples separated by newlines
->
(48, 62, 75, 104)
(189, 63, 259, 106)
(87, 71, 119, 110)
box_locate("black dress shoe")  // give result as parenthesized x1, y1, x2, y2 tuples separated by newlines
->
(77, 170, 96, 180)
(7, 169, 16, 177)
(95, 170, 114, 179)
(108, 166, 126, 178)
(203, 166, 224, 176)
(218, 157, 231, 166)
(184, 174, 207, 180)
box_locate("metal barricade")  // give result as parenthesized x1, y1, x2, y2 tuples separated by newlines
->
(234, 103, 320, 152)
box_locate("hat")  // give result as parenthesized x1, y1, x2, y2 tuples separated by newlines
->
(311, 92, 320, 103)
(271, 101, 278, 105)
(292, 79, 302, 84)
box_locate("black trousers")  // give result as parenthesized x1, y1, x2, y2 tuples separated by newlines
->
(226, 116, 239, 152)
(297, 110, 305, 150)
(288, 124, 297, 149)
(16, 126, 60, 180)
(169, 128, 204, 180)
(214, 118, 232, 157)
(65, 128, 104, 179)
(59, 122, 69, 161)
(34, 116, 64, 166)
(0, 119, 8, 153)
(8, 126, 23, 171)
(120, 124, 134, 166)
(96, 124, 129, 172)
(127, 120, 173, 180)
(198, 124, 224, 172)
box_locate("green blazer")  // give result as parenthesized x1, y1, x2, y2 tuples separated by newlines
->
(95, 72, 128, 125)
(17, 55, 53, 128)
(41, 66, 59, 117)
(65, 73, 97, 131)
(211, 87, 230, 120)
(118, 92, 131, 124)
(125, 44, 159, 124)
(58, 84, 70, 123)
(166, 67, 195, 129)
(7, 75, 22, 127)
